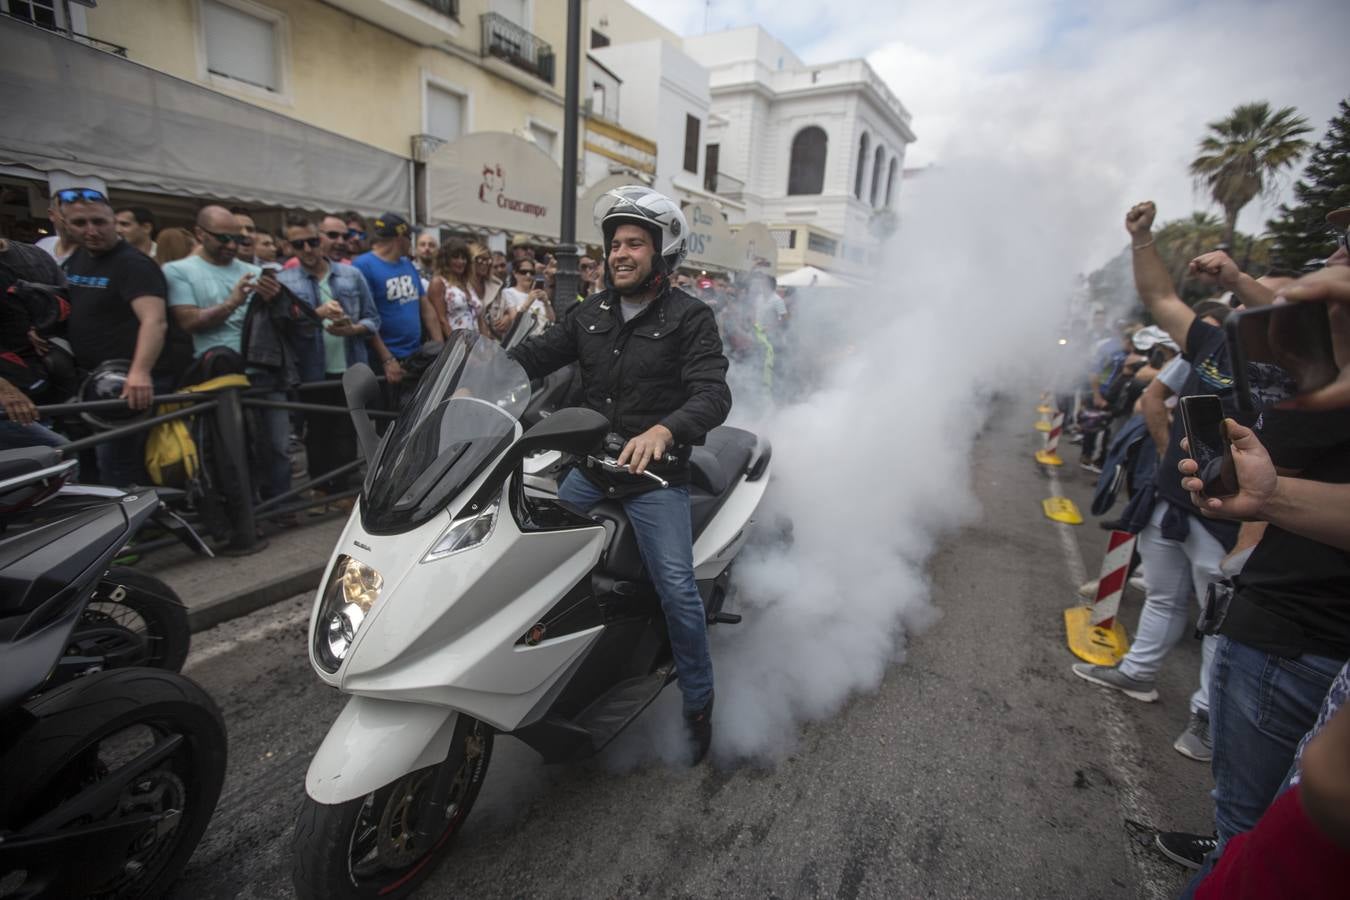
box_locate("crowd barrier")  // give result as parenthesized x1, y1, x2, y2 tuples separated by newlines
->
(29, 377, 396, 556)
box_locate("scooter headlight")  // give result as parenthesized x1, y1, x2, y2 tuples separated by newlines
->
(423, 499, 499, 563)
(314, 555, 383, 673)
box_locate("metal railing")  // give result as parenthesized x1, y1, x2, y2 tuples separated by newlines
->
(415, 0, 458, 16)
(27, 378, 395, 557)
(0, 10, 128, 56)
(480, 12, 555, 84)
(706, 170, 747, 200)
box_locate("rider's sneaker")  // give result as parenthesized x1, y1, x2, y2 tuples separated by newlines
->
(686, 695, 714, 766)
(1071, 663, 1158, 702)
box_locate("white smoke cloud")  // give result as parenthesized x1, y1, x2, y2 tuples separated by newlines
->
(607, 154, 1085, 766)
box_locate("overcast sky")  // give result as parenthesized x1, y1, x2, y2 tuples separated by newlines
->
(631, 0, 1350, 268)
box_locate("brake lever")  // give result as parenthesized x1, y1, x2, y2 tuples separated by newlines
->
(589, 455, 670, 488)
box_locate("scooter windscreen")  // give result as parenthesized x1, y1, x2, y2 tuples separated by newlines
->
(362, 333, 531, 534)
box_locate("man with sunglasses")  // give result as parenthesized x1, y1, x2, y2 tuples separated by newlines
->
(342, 211, 370, 259)
(62, 191, 191, 484)
(36, 181, 105, 264)
(165, 205, 292, 504)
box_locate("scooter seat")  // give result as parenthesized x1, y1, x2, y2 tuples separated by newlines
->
(688, 426, 757, 498)
(0, 447, 62, 483)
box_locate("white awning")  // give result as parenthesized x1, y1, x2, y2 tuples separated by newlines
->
(777, 265, 857, 288)
(425, 132, 561, 238)
(0, 18, 411, 215)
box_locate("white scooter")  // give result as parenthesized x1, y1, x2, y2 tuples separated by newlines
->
(292, 332, 771, 899)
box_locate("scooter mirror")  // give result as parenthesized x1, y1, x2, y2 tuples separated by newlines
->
(516, 407, 610, 457)
(342, 364, 382, 461)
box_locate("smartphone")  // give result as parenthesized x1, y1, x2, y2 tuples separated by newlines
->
(1225, 302, 1338, 412)
(1179, 395, 1238, 498)
(534, 276, 546, 290)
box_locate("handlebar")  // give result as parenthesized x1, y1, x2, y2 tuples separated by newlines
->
(588, 455, 670, 488)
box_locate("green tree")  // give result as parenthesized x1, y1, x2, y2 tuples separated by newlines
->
(1265, 98, 1350, 269)
(1190, 101, 1312, 246)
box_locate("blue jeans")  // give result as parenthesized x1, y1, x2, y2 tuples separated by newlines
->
(0, 420, 67, 451)
(247, 373, 292, 501)
(558, 468, 713, 715)
(1209, 635, 1345, 847)
(94, 373, 178, 487)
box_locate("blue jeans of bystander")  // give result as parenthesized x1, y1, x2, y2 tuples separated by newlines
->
(557, 468, 713, 715)
(1209, 635, 1345, 847)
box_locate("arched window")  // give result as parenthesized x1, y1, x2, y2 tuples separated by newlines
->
(853, 132, 870, 199)
(885, 158, 898, 207)
(869, 145, 886, 207)
(787, 126, 828, 196)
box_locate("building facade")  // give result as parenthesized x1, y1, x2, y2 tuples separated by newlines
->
(682, 26, 916, 277)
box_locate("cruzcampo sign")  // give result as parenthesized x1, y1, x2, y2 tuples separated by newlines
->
(732, 222, 778, 272)
(426, 132, 562, 237)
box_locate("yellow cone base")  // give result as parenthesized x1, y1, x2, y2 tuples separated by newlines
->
(1034, 421, 1052, 432)
(1036, 404, 1054, 414)
(1042, 497, 1083, 524)
(1035, 449, 1064, 466)
(1064, 606, 1130, 666)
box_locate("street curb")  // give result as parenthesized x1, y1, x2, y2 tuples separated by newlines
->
(187, 564, 326, 633)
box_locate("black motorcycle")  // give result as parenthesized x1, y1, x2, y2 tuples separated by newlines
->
(0, 447, 226, 898)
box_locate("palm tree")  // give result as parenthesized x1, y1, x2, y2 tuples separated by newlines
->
(1190, 101, 1312, 246)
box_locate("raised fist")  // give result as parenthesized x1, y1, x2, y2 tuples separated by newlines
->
(1188, 251, 1241, 289)
(1125, 202, 1156, 237)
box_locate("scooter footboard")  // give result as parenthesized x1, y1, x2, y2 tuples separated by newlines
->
(305, 695, 459, 805)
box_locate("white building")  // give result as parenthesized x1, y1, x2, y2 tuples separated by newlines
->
(682, 26, 916, 276)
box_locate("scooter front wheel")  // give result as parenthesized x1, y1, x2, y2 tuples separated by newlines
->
(292, 715, 494, 900)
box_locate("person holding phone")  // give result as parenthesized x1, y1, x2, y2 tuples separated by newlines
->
(166, 204, 292, 504)
(1072, 202, 1248, 772)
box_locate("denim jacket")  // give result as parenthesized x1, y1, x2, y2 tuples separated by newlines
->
(277, 262, 380, 378)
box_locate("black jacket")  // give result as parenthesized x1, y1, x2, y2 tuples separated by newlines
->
(509, 285, 731, 494)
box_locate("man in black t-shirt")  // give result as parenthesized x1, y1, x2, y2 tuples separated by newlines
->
(61, 194, 184, 485)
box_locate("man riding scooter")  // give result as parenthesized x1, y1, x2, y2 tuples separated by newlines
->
(508, 186, 731, 762)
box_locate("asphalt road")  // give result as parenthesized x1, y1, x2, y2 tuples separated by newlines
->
(171, 402, 1213, 899)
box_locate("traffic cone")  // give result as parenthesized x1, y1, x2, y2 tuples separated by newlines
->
(1034, 411, 1065, 466)
(1064, 530, 1135, 665)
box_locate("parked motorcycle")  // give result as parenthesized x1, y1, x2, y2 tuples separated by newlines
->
(292, 332, 770, 898)
(0, 447, 226, 898)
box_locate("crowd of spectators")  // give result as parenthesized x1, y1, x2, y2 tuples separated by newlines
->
(1061, 201, 1350, 897)
(0, 180, 796, 530)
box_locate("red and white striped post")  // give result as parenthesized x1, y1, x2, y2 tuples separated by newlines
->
(1064, 529, 1135, 664)
(1090, 530, 1137, 628)
(1035, 411, 1065, 466)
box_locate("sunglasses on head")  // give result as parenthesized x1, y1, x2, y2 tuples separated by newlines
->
(292, 236, 322, 249)
(203, 230, 247, 245)
(55, 188, 107, 205)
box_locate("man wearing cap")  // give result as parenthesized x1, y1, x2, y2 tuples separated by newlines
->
(351, 213, 433, 388)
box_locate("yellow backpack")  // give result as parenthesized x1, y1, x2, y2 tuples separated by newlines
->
(144, 374, 251, 486)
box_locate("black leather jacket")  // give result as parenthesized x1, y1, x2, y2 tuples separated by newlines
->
(509, 284, 731, 493)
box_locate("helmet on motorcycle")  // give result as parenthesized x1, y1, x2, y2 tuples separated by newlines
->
(79, 359, 150, 431)
(594, 186, 688, 291)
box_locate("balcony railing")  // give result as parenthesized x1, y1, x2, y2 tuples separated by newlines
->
(705, 170, 746, 200)
(415, 0, 457, 15)
(480, 12, 554, 84)
(1, 9, 127, 57)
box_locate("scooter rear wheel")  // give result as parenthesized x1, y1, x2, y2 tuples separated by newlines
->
(292, 715, 494, 900)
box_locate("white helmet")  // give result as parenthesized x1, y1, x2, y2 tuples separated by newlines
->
(594, 185, 689, 273)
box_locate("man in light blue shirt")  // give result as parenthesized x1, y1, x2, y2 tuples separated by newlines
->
(165, 205, 292, 509)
